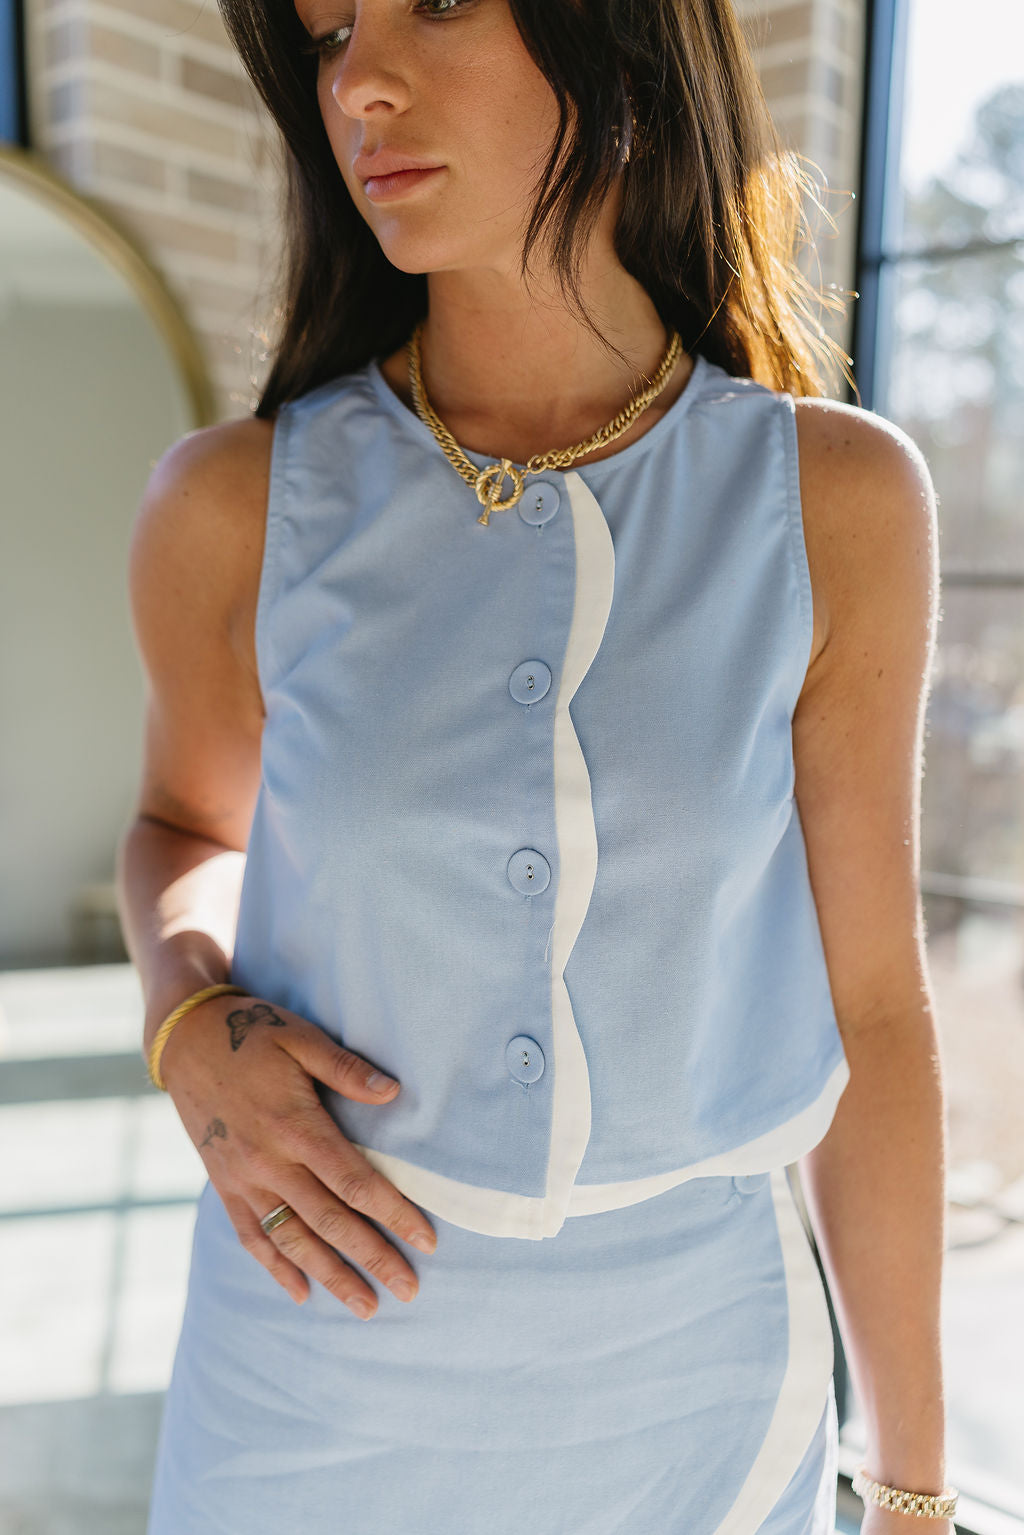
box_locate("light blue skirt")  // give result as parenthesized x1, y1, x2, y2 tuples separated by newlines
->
(147, 1166, 838, 1534)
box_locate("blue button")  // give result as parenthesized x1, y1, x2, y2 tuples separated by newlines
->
(519, 480, 560, 526)
(509, 660, 552, 705)
(506, 1035, 545, 1083)
(507, 848, 550, 894)
(732, 1173, 769, 1196)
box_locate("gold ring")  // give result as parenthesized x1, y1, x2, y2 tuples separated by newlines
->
(259, 1202, 296, 1236)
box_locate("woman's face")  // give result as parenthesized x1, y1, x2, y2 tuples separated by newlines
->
(293, 0, 566, 278)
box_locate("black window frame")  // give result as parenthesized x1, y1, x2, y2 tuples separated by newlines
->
(0, 0, 28, 147)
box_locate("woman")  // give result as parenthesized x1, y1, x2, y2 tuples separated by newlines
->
(116, 0, 956, 1530)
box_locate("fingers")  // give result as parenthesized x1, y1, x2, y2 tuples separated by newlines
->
(251, 1169, 422, 1319)
(161, 994, 440, 1316)
(287, 1111, 438, 1257)
(221, 1191, 310, 1307)
(277, 1022, 402, 1105)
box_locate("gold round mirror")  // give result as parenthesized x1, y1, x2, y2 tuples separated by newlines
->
(0, 145, 217, 967)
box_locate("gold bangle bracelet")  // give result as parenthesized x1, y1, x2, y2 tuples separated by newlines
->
(146, 982, 250, 1091)
(852, 1465, 959, 1521)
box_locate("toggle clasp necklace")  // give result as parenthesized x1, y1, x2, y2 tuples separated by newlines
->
(405, 320, 684, 525)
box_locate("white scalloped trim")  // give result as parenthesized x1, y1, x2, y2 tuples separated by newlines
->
(565, 1056, 851, 1216)
(710, 1166, 836, 1533)
(539, 469, 616, 1223)
(352, 470, 615, 1239)
(348, 1055, 849, 1240)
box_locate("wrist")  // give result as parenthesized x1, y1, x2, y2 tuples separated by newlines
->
(861, 1446, 948, 1495)
(146, 981, 249, 1090)
(861, 1513, 955, 1533)
(862, 1407, 948, 1493)
(142, 969, 233, 1059)
(854, 1462, 959, 1525)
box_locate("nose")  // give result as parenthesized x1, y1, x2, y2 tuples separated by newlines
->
(325, 19, 414, 118)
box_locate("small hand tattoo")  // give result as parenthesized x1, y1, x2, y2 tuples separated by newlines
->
(225, 1001, 288, 1051)
(200, 1117, 228, 1148)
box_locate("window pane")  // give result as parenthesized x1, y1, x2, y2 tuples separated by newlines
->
(923, 584, 1024, 887)
(880, 245, 1024, 572)
(840, 880, 1024, 1522)
(920, 587, 1024, 1513)
(848, 4, 1024, 1517)
(893, 0, 1024, 254)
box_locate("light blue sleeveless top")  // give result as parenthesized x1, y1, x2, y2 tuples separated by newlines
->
(229, 348, 851, 1240)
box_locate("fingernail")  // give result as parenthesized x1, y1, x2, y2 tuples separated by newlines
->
(410, 1231, 435, 1253)
(366, 1071, 398, 1092)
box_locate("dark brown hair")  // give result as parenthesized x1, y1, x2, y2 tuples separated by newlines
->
(219, 0, 857, 416)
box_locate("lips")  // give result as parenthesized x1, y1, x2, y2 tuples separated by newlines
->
(353, 152, 444, 183)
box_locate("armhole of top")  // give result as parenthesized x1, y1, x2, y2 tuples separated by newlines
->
(778, 392, 816, 697)
(254, 400, 292, 704)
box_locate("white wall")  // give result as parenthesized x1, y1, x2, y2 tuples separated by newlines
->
(1, 278, 193, 966)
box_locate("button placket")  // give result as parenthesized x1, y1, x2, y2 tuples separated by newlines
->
(503, 511, 561, 1086)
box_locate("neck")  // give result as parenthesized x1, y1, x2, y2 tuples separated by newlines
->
(415, 261, 679, 451)
(375, 194, 695, 466)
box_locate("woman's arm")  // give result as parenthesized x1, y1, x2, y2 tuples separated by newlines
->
(117, 416, 270, 1055)
(116, 423, 438, 1317)
(790, 400, 953, 1529)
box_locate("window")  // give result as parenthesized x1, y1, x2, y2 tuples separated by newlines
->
(1, 0, 26, 145)
(837, 0, 1024, 1530)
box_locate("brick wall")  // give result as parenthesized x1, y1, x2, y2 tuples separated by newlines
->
(23, 0, 282, 418)
(737, 0, 865, 374)
(22, 0, 864, 420)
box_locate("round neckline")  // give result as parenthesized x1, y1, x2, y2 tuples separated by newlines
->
(364, 347, 710, 480)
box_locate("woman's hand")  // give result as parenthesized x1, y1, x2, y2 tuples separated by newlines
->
(157, 992, 438, 1318)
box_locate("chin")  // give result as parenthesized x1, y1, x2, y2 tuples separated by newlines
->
(367, 228, 468, 276)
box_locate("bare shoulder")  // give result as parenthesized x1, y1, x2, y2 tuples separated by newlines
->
(131, 412, 277, 705)
(792, 395, 938, 676)
(126, 411, 279, 846)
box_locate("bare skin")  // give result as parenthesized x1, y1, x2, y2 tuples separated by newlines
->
(123, 4, 950, 1520)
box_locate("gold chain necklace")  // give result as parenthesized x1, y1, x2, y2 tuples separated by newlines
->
(405, 319, 684, 525)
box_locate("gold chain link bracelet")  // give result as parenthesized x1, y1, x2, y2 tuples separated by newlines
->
(852, 1465, 959, 1521)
